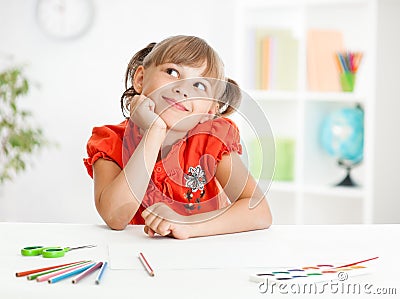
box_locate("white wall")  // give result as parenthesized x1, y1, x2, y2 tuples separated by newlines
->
(373, 0, 400, 223)
(0, 0, 235, 223)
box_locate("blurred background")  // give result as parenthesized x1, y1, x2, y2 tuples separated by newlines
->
(0, 0, 399, 225)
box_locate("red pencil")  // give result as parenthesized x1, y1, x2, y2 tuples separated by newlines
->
(15, 261, 82, 277)
(335, 256, 379, 269)
(138, 252, 154, 277)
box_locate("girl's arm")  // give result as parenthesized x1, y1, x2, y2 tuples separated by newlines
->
(189, 151, 272, 237)
(141, 151, 272, 239)
(93, 126, 166, 230)
(93, 96, 167, 230)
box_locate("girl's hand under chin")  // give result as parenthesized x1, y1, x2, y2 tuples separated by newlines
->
(130, 95, 167, 131)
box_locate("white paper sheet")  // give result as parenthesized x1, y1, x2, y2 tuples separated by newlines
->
(108, 240, 292, 270)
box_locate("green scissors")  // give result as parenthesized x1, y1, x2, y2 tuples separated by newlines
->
(21, 245, 96, 258)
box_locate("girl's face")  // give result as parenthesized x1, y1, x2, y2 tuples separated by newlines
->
(134, 62, 219, 132)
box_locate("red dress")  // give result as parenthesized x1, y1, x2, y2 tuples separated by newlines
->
(84, 117, 242, 224)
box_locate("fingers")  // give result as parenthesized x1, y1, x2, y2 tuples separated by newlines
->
(142, 205, 172, 237)
(144, 220, 171, 237)
(147, 213, 164, 232)
(157, 221, 172, 236)
(141, 207, 150, 219)
(129, 95, 166, 130)
(145, 97, 156, 112)
(146, 216, 172, 237)
(129, 95, 146, 117)
(144, 225, 155, 237)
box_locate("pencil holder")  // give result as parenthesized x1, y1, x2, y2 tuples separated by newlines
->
(340, 72, 356, 92)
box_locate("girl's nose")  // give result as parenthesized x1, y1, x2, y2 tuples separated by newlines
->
(173, 85, 189, 98)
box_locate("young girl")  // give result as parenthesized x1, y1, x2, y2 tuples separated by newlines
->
(84, 35, 272, 239)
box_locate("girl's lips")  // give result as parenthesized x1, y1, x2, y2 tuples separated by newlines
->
(162, 96, 188, 111)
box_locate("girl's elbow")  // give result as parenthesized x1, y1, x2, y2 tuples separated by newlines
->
(104, 216, 129, 231)
(263, 215, 273, 229)
(108, 222, 127, 231)
(256, 204, 272, 230)
(257, 213, 272, 230)
(96, 200, 133, 231)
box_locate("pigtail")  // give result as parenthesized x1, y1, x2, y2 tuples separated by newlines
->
(120, 42, 156, 118)
(218, 77, 241, 116)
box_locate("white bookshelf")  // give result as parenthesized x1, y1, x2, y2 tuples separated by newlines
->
(232, 0, 393, 224)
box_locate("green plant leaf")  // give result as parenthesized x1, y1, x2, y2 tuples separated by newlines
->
(0, 66, 49, 185)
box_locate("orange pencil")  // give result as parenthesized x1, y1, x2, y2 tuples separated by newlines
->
(334, 53, 343, 73)
(353, 52, 363, 72)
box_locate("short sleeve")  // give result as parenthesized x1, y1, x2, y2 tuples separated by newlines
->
(83, 122, 126, 178)
(210, 117, 242, 161)
(187, 117, 242, 163)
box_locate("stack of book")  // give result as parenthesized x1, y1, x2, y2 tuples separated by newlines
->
(254, 28, 299, 91)
(307, 29, 344, 91)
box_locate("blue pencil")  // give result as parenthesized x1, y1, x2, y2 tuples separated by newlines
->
(338, 53, 349, 72)
(95, 261, 108, 284)
(48, 262, 96, 284)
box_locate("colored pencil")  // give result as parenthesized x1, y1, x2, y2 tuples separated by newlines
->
(37, 261, 93, 282)
(16, 261, 81, 277)
(48, 262, 96, 284)
(338, 53, 349, 72)
(72, 261, 103, 284)
(335, 256, 379, 269)
(26, 261, 89, 280)
(336, 51, 363, 74)
(138, 252, 154, 277)
(334, 53, 343, 73)
(95, 261, 108, 284)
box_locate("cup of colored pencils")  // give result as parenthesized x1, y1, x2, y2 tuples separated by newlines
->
(335, 51, 363, 92)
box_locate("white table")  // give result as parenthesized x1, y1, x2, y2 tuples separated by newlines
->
(0, 222, 399, 298)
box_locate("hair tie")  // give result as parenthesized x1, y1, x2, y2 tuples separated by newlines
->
(219, 102, 229, 114)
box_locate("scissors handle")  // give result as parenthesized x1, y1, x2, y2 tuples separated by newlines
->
(42, 247, 68, 258)
(21, 246, 45, 256)
(21, 244, 96, 258)
(21, 246, 64, 257)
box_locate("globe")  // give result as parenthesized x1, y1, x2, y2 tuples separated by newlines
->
(320, 106, 364, 186)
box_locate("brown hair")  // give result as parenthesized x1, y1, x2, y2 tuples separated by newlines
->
(121, 35, 241, 118)
(218, 78, 241, 116)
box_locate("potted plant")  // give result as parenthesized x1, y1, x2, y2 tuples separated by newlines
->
(0, 67, 48, 184)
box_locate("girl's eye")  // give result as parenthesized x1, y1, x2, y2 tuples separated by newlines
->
(193, 82, 206, 91)
(166, 68, 179, 78)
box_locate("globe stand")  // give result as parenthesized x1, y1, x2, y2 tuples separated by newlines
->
(336, 159, 361, 187)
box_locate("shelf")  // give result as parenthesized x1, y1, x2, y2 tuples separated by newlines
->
(245, 90, 298, 101)
(269, 181, 297, 193)
(302, 184, 364, 198)
(246, 89, 366, 103)
(304, 92, 366, 102)
(303, 193, 363, 224)
(256, 180, 296, 193)
(263, 181, 364, 198)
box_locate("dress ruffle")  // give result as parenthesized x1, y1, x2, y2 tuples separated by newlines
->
(83, 122, 127, 177)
